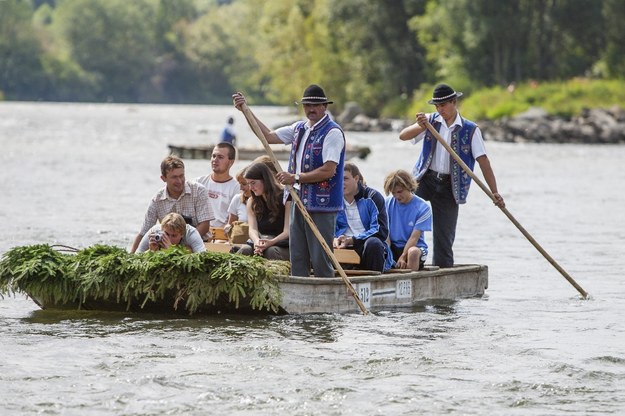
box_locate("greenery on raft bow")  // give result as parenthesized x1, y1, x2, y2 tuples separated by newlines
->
(0, 244, 289, 314)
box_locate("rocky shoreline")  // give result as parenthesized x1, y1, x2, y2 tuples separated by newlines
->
(479, 106, 625, 144)
(337, 102, 625, 144)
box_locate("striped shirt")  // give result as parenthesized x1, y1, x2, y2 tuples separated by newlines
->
(139, 181, 214, 237)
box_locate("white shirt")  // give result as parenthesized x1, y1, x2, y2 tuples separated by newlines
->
(227, 194, 248, 222)
(412, 113, 487, 174)
(195, 176, 240, 228)
(344, 199, 366, 237)
(275, 114, 344, 174)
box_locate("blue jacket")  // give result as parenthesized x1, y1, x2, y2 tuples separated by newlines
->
(335, 183, 394, 271)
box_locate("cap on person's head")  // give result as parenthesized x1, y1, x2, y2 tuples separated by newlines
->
(427, 84, 463, 105)
(296, 84, 333, 105)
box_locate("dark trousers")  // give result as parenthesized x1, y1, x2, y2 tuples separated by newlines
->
(416, 171, 459, 268)
(289, 205, 336, 277)
(390, 244, 425, 270)
(353, 237, 386, 273)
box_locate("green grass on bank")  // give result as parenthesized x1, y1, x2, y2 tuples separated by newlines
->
(403, 78, 625, 121)
(3, 78, 622, 122)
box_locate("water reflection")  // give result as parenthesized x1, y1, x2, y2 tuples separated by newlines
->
(269, 314, 344, 343)
(18, 302, 468, 348)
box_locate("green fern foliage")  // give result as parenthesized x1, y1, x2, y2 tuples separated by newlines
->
(0, 245, 290, 315)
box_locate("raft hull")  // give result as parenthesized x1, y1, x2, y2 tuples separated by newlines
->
(28, 265, 487, 316)
(278, 265, 488, 314)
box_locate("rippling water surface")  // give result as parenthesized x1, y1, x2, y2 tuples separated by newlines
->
(1, 102, 624, 415)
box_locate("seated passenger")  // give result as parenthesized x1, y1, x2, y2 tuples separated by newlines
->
(225, 167, 252, 244)
(236, 162, 290, 260)
(383, 170, 432, 271)
(333, 162, 394, 272)
(195, 142, 240, 230)
(130, 155, 212, 253)
(136, 213, 206, 253)
(225, 167, 251, 231)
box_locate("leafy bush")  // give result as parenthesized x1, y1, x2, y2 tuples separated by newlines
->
(0, 244, 73, 305)
(0, 244, 289, 314)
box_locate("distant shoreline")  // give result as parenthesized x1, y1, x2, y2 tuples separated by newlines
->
(339, 105, 625, 145)
(478, 106, 625, 144)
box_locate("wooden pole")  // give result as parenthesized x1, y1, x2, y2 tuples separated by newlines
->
(240, 103, 369, 314)
(424, 122, 589, 299)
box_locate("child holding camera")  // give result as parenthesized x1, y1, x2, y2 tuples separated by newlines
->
(136, 213, 206, 253)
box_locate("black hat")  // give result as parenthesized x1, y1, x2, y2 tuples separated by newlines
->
(296, 84, 333, 105)
(427, 84, 463, 105)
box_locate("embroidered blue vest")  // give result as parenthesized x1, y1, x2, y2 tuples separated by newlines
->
(412, 112, 477, 204)
(287, 115, 345, 212)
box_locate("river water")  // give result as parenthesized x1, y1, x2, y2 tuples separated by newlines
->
(1, 102, 623, 415)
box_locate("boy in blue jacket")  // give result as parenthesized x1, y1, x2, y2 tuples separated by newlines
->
(334, 163, 394, 272)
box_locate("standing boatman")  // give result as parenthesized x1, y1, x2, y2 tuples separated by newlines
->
(232, 85, 345, 277)
(399, 83, 505, 268)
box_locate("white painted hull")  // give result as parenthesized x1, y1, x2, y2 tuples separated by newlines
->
(278, 265, 488, 314)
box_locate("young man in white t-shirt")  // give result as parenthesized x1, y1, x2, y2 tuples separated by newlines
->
(195, 142, 240, 230)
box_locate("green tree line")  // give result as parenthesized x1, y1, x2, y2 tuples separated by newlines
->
(1, 0, 624, 116)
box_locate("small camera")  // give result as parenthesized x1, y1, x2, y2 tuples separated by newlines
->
(152, 230, 164, 242)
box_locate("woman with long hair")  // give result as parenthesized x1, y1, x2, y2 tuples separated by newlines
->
(236, 162, 290, 260)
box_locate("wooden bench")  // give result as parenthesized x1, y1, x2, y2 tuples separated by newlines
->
(203, 242, 360, 264)
(333, 249, 360, 264)
(202, 243, 437, 275)
(204, 227, 234, 253)
(202, 244, 422, 276)
(210, 227, 229, 242)
(205, 242, 234, 253)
